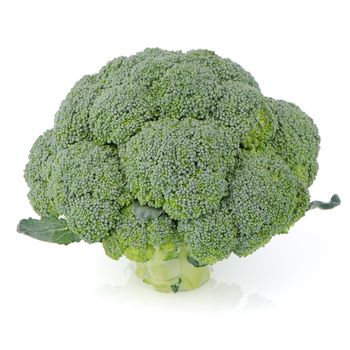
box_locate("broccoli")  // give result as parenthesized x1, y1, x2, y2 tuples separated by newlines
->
(17, 48, 340, 293)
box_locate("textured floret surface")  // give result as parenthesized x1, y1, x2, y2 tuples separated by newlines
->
(25, 48, 319, 264)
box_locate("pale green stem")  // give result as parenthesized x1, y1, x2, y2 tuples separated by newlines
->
(135, 247, 210, 293)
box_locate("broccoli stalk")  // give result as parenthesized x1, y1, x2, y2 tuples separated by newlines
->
(128, 201, 210, 292)
(135, 247, 210, 293)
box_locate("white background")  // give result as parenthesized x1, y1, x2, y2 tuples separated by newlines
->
(0, 0, 349, 349)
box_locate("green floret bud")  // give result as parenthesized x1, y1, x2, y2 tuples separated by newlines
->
(54, 75, 102, 145)
(155, 61, 222, 120)
(183, 49, 260, 89)
(102, 202, 182, 262)
(50, 141, 131, 242)
(214, 82, 277, 149)
(267, 98, 320, 186)
(120, 118, 238, 220)
(24, 129, 59, 217)
(227, 151, 309, 257)
(54, 48, 260, 146)
(178, 208, 238, 265)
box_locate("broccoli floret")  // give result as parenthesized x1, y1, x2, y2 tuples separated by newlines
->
(25, 139, 132, 243)
(50, 141, 131, 242)
(177, 151, 309, 264)
(120, 118, 238, 219)
(55, 74, 102, 145)
(267, 99, 320, 186)
(214, 82, 277, 149)
(178, 207, 238, 265)
(227, 151, 309, 257)
(19, 48, 340, 293)
(24, 129, 59, 217)
(102, 201, 180, 262)
(102, 202, 209, 292)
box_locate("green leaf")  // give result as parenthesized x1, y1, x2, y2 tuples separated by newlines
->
(17, 217, 81, 245)
(170, 278, 182, 293)
(132, 200, 164, 222)
(309, 194, 341, 210)
(187, 255, 207, 267)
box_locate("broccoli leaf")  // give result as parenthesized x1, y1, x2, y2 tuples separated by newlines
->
(170, 278, 182, 293)
(187, 255, 207, 267)
(17, 217, 81, 245)
(309, 194, 341, 210)
(131, 201, 164, 222)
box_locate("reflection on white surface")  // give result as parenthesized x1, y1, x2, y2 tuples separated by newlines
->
(95, 263, 276, 312)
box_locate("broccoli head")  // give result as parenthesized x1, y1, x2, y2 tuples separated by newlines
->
(18, 48, 340, 293)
